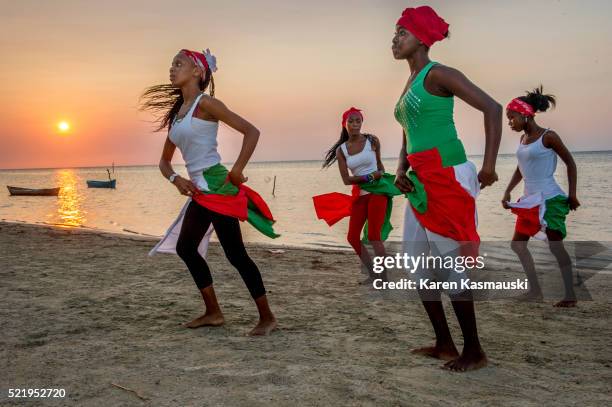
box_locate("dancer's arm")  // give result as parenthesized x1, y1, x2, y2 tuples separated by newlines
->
(200, 95, 260, 186)
(371, 135, 385, 176)
(159, 137, 199, 196)
(336, 148, 378, 185)
(502, 166, 523, 209)
(394, 130, 413, 192)
(430, 66, 502, 189)
(543, 131, 580, 210)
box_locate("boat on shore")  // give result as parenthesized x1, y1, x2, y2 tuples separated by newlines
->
(7, 186, 61, 196)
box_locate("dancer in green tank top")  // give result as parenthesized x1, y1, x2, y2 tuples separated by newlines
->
(394, 60, 466, 166)
(392, 6, 502, 372)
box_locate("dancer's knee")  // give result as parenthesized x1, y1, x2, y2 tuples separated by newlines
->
(367, 230, 381, 243)
(225, 248, 252, 269)
(347, 233, 362, 254)
(511, 240, 527, 254)
(548, 241, 567, 258)
(176, 238, 199, 260)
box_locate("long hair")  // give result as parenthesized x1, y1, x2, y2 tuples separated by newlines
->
(519, 85, 556, 113)
(322, 129, 375, 168)
(140, 68, 215, 132)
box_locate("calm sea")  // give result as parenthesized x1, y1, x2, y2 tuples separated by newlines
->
(1, 152, 611, 249)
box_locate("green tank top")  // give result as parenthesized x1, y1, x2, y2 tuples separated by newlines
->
(394, 61, 467, 167)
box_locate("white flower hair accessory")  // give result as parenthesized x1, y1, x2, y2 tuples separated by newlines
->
(203, 48, 218, 73)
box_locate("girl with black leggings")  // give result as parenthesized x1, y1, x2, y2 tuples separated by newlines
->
(142, 49, 277, 336)
(176, 202, 266, 300)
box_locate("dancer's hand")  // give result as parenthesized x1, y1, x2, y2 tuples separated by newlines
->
(478, 168, 498, 189)
(501, 191, 511, 209)
(173, 176, 199, 196)
(394, 171, 414, 193)
(372, 171, 383, 181)
(568, 194, 581, 211)
(228, 169, 247, 186)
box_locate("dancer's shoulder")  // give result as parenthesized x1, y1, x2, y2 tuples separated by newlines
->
(198, 93, 224, 109)
(542, 129, 561, 149)
(366, 134, 380, 150)
(428, 64, 467, 82)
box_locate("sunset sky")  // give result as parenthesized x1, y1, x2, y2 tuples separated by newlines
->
(1, 0, 611, 169)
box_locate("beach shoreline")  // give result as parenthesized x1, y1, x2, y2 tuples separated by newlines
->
(1, 221, 611, 406)
(0, 219, 354, 252)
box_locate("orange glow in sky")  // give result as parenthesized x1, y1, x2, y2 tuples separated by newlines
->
(1, 0, 611, 170)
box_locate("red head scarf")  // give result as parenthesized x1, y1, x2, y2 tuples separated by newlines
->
(507, 98, 535, 117)
(180, 49, 209, 72)
(341, 107, 363, 127)
(396, 6, 449, 47)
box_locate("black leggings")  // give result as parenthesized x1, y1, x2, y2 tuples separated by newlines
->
(176, 201, 266, 299)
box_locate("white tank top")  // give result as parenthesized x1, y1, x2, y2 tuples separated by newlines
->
(516, 129, 566, 200)
(169, 93, 221, 191)
(341, 137, 378, 196)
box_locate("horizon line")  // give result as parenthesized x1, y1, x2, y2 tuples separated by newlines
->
(1, 149, 611, 171)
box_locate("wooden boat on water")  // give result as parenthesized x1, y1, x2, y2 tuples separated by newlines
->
(87, 167, 116, 189)
(86, 179, 116, 189)
(7, 186, 61, 196)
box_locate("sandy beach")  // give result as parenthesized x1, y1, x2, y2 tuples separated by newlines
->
(1, 221, 611, 406)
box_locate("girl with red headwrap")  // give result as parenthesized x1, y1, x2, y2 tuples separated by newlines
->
(392, 6, 502, 371)
(141, 49, 277, 336)
(503, 86, 580, 307)
(314, 108, 400, 283)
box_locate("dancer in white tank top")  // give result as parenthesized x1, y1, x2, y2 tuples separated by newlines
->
(316, 107, 390, 284)
(503, 86, 580, 307)
(340, 137, 379, 196)
(167, 91, 221, 191)
(141, 49, 277, 335)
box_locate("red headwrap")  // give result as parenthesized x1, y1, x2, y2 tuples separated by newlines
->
(180, 49, 210, 73)
(396, 6, 449, 47)
(506, 98, 535, 117)
(341, 107, 363, 127)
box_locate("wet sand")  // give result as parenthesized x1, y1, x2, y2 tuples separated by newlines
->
(1, 221, 611, 406)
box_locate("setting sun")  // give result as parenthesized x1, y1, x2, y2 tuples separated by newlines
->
(57, 121, 71, 133)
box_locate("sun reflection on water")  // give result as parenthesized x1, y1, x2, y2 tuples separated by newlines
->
(56, 170, 86, 227)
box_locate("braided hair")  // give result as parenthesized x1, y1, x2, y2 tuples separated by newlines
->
(140, 67, 215, 132)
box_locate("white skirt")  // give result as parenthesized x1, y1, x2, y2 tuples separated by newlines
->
(148, 198, 214, 258)
(401, 160, 480, 295)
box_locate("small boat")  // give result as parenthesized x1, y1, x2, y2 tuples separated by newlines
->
(86, 179, 116, 189)
(87, 167, 116, 189)
(7, 186, 60, 196)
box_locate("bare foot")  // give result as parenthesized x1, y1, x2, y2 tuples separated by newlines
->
(554, 299, 577, 308)
(184, 313, 225, 329)
(442, 348, 488, 372)
(248, 318, 277, 336)
(411, 344, 459, 361)
(514, 290, 543, 302)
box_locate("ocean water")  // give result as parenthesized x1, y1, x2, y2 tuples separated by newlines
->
(1, 151, 611, 249)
